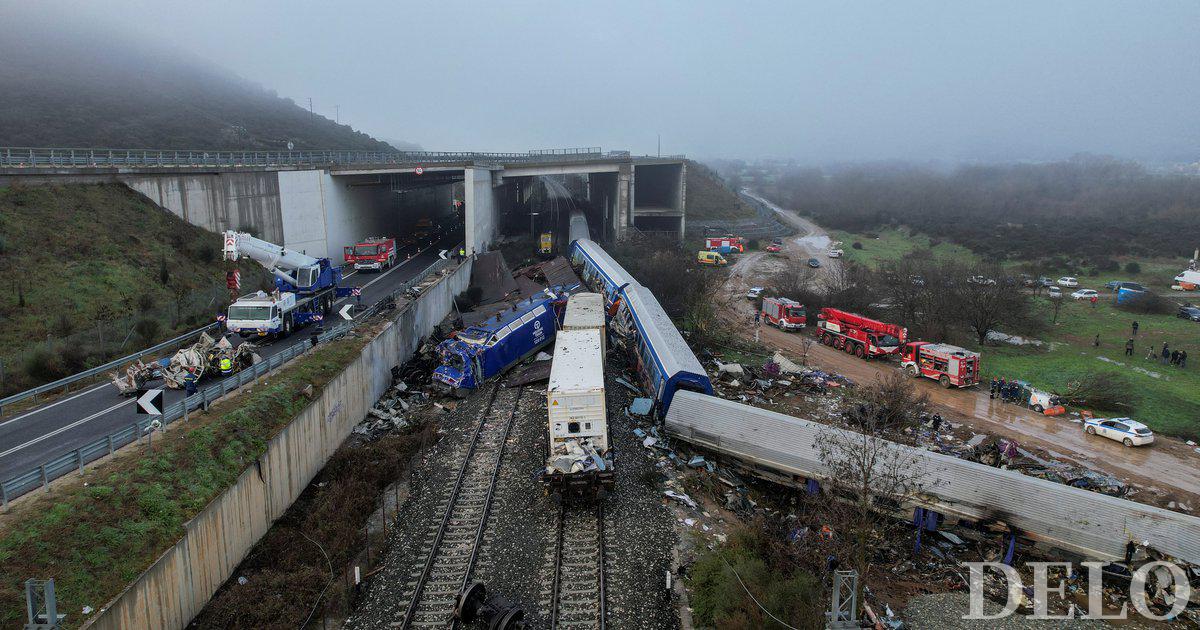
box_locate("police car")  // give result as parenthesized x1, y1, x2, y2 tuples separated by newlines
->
(1084, 417, 1155, 447)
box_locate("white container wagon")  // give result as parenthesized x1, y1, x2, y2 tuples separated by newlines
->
(562, 292, 606, 355)
(543, 328, 613, 500)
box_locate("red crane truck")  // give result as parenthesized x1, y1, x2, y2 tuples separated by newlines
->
(814, 308, 906, 359)
(901, 341, 981, 388)
(760, 297, 806, 330)
(343, 236, 397, 272)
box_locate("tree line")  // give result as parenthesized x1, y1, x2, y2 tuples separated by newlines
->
(762, 155, 1200, 262)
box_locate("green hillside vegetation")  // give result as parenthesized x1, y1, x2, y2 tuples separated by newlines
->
(0, 184, 272, 395)
(685, 161, 758, 220)
(0, 18, 414, 151)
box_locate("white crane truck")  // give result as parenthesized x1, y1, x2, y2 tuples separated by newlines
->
(221, 231, 356, 339)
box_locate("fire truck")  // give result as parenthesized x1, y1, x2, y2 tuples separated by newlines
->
(705, 235, 745, 254)
(343, 237, 397, 271)
(760, 297, 806, 330)
(900, 341, 981, 388)
(814, 308, 906, 359)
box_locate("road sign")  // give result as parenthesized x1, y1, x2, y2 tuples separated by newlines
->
(339, 304, 354, 320)
(438, 249, 449, 260)
(414, 167, 424, 175)
(136, 389, 163, 416)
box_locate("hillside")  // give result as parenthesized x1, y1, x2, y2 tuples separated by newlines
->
(685, 160, 757, 220)
(0, 184, 272, 395)
(0, 15, 414, 151)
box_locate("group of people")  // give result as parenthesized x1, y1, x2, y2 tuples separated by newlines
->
(989, 377, 1023, 402)
(1123, 321, 1188, 368)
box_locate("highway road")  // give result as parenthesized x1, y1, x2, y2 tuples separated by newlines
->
(0, 232, 462, 483)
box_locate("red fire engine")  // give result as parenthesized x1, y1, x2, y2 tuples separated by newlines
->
(901, 341, 981, 388)
(760, 297, 806, 330)
(705, 236, 745, 254)
(343, 236, 397, 272)
(814, 308, 907, 359)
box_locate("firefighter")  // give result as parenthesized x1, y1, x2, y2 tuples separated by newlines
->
(989, 377, 998, 399)
(218, 354, 234, 375)
(183, 369, 199, 397)
(1125, 338, 1135, 357)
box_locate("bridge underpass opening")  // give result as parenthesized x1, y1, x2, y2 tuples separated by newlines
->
(496, 174, 602, 255)
(632, 162, 685, 239)
(319, 170, 464, 265)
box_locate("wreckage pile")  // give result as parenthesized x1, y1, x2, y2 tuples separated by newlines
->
(354, 351, 446, 441)
(109, 332, 261, 395)
(709, 351, 854, 405)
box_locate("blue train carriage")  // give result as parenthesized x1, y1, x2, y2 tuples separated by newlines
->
(613, 284, 713, 416)
(432, 290, 566, 392)
(568, 210, 591, 245)
(568, 239, 637, 310)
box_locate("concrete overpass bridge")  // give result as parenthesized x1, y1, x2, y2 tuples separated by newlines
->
(0, 146, 686, 259)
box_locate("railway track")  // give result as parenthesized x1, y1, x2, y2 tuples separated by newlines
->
(549, 504, 608, 630)
(398, 384, 523, 628)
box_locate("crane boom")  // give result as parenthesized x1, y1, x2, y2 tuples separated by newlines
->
(223, 230, 322, 289)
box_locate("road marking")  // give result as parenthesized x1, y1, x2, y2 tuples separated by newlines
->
(0, 398, 133, 458)
(0, 381, 113, 427)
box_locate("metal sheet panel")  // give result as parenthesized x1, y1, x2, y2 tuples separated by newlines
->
(665, 391, 1200, 564)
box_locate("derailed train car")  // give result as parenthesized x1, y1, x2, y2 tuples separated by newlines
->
(542, 328, 613, 501)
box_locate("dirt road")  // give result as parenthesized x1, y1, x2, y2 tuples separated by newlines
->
(725, 193, 1200, 507)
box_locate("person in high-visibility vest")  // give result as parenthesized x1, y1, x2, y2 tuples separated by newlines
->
(219, 356, 233, 374)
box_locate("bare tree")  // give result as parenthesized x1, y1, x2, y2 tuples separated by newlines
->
(815, 402, 940, 607)
(955, 264, 1034, 345)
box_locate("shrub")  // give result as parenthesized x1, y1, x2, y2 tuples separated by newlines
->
(192, 241, 218, 264)
(60, 343, 90, 374)
(852, 242, 863, 250)
(1115, 291, 1171, 315)
(51, 311, 75, 337)
(1125, 261, 1141, 274)
(23, 346, 65, 383)
(158, 255, 169, 285)
(747, 238, 760, 250)
(1095, 258, 1120, 272)
(137, 292, 156, 312)
(134, 318, 162, 345)
(1087, 267, 1100, 277)
(1062, 371, 1138, 412)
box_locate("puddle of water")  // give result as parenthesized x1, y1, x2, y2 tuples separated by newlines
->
(793, 234, 831, 250)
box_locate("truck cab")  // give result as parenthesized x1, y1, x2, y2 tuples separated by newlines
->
(761, 297, 806, 330)
(226, 291, 298, 338)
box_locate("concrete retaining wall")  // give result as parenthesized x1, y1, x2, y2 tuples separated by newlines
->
(122, 172, 286, 244)
(83, 260, 472, 630)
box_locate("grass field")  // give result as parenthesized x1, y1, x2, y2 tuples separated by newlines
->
(971, 295, 1200, 438)
(0, 337, 366, 628)
(828, 227, 979, 267)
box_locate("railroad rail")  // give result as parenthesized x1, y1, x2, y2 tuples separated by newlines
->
(398, 384, 523, 628)
(549, 504, 608, 630)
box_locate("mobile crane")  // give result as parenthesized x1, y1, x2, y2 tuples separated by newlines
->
(221, 231, 356, 339)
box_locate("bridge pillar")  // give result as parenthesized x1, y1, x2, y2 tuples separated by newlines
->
(616, 164, 633, 240)
(464, 167, 499, 254)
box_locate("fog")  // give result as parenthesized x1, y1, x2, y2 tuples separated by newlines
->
(4, 0, 1198, 163)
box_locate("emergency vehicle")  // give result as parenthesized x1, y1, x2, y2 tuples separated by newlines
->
(539, 232, 554, 255)
(760, 297, 806, 330)
(697, 251, 728, 266)
(900, 341, 980, 388)
(705, 236, 745, 254)
(343, 237, 397, 271)
(815, 308, 906, 359)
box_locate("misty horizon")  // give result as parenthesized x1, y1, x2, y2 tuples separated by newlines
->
(2, 0, 1198, 165)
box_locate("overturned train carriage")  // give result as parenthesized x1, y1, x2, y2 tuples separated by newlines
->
(569, 239, 636, 308)
(665, 391, 1200, 565)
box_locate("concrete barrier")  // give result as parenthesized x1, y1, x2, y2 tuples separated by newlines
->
(83, 259, 472, 630)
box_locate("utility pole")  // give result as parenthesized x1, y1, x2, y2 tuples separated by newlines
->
(657, 133, 661, 157)
(308, 98, 314, 120)
(335, 105, 340, 124)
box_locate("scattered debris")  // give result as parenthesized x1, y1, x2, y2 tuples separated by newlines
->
(664, 490, 697, 509)
(628, 397, 654, 416)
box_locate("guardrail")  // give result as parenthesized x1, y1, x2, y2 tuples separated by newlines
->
(0, 147, 614, 169)
(0, 322, 223, 415)
(0, 254, 461, 507)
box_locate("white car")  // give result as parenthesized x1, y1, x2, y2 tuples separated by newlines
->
(746, 286, 764, 300)
(968, 275, 996, 286)
(1047, 286, 1062, 298)
(1057, 277, 1079, 288)
(827, 249, 843, 258)
(1071, 289, 1099, 300)
(1084, 417, 1154, 447)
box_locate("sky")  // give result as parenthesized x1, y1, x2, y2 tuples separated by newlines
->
(7, 0, 1200, 163)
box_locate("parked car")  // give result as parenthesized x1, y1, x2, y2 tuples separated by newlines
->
(1178, 305, 1200, 322)
(746, 286, 764, 300)
(765, 243, 782, 253)
(807, 258, 821, 268)
(910, 275, 926, 287)
(1084, 417, 1155, 447)
(1037, 277, 1054, 287)
(1114, 281, 1148, 292)
(1020, 274, 1035, 287)
(1071, 289, 1099, 300)
(827, 249, 844, 258)
(1104, 280, 1125, 291)
(1047, 286, 1062, 298)
(1057, 277, 1079, 288)
(967, 275, 996, 286)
